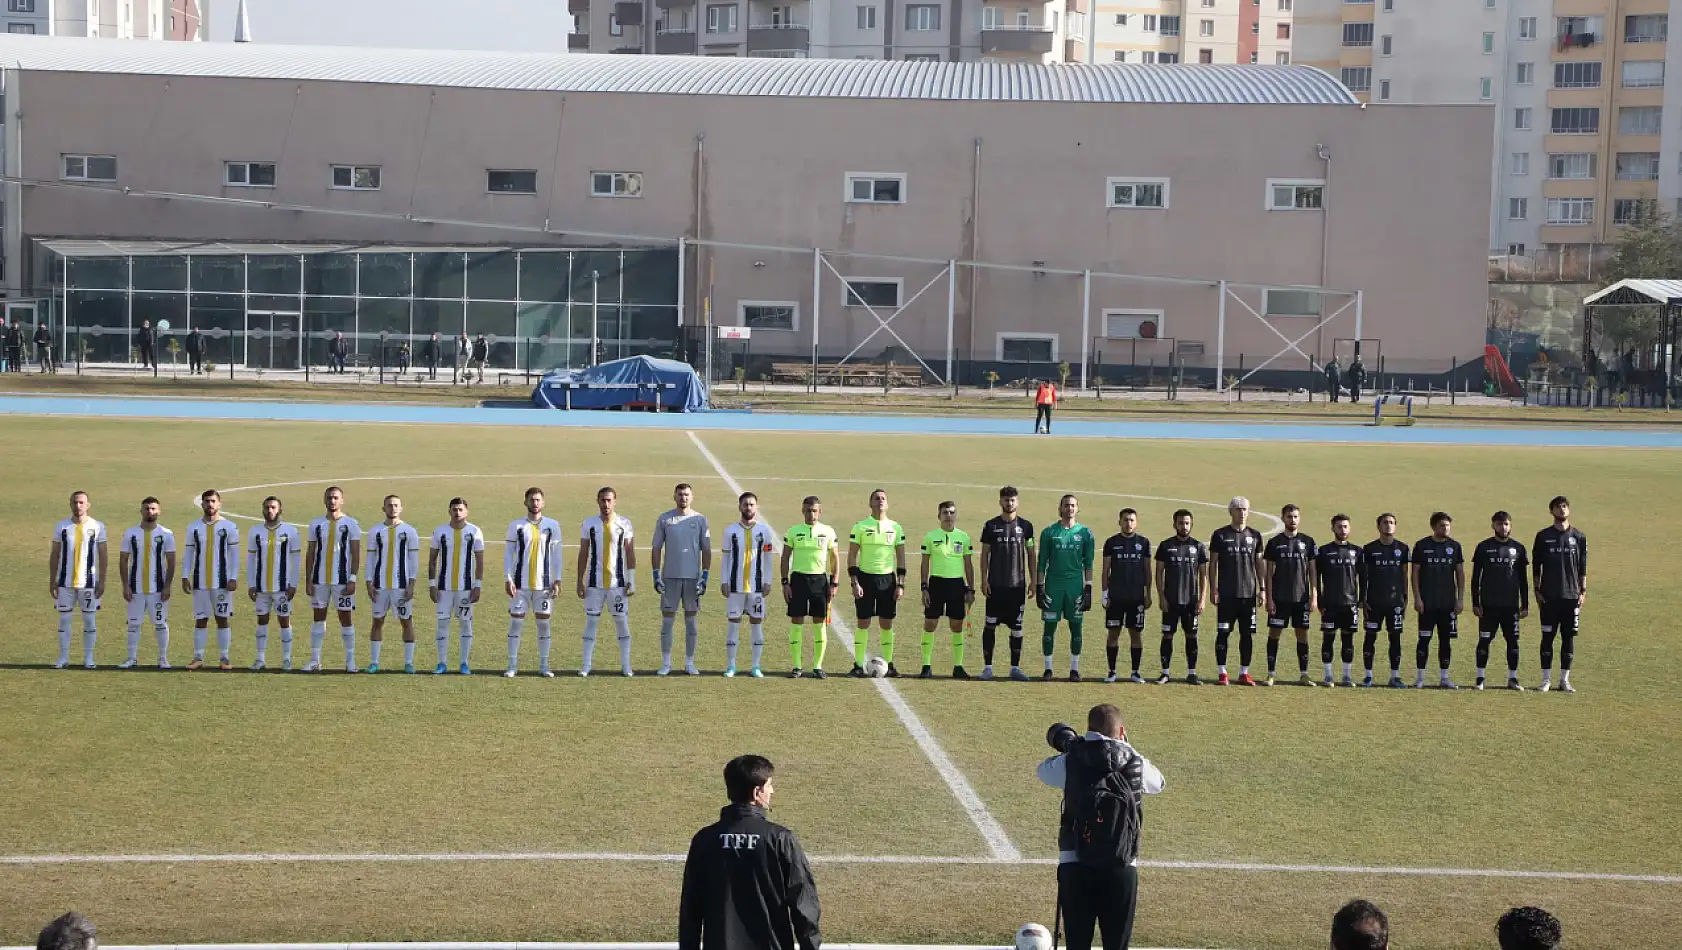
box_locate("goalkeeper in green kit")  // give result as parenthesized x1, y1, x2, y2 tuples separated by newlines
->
(1038, 494, 1095, 681)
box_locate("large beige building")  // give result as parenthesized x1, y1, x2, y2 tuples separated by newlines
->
(1, 0, 201, 40)
(0, 37, 1490, 379)
(1093, 0, 1292, 66)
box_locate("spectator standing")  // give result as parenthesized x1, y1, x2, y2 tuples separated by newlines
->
(455, 330, 472, 383)
(4, 318, 25, 373)
(330, 331, 349, 374)
(186, 327, 204, 375)
(37, 912, 97, 950)
(136, 319, 157, 371)
(1324, 358, 1342, 403)
(473, 333, 490, 383)
(0, 318, 7, 371)
(1329, 900, 1388, 950)
(679, 754, 821, 950)
(1497, 907, 1561, 950)
(34, 323, 56, 374)
(1034, 379, 1058, 434)
(421, 332, 441, 380)
(1347, 356, 1366, 402)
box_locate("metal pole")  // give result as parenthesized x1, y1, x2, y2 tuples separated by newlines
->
(945, 261, 957, 388)
(677, 238, 686, 329)
(1215, 280, 1227, 393)
(590, 271, 601, 368)
(1353, 289, 1364, 360)
(811, 247, 821, 393)
(1079, 269, 1091, 390)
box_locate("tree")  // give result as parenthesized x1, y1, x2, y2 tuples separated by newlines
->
(1602, 204, 1682, 285)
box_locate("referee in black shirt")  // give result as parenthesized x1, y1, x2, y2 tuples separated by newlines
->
(1532, 495, 1587, 693)
(1472, 511, 1529, 691)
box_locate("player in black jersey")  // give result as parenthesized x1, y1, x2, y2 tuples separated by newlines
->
(1262, 504, 1318, 686)
(1410, 511, 1465, 689)
(1471, 510, 1529, 691)
(1532, 495, 1587, 693)
(1154, 509, 1208, 686)
(1209, 496, 1265, 686)
(1100, 508, 1153, 683)
(1315, 514, 1362, 687)
(1360, 513, 1411, 688)
(978, 486, 1036, 681)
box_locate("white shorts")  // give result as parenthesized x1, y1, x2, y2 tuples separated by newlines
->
(584, 587, 628, 618)
(370, 588, 415, 621)
(252, 591, 293, 619)
(127, 593, 168, 627)
(435, 589, 477, 621)
(311, 584, 357, 612)
(510, 587, 555, 617)
(726, 591, 768, 622)
(54, 587, 100, 613)
(192, 588, 235, 622)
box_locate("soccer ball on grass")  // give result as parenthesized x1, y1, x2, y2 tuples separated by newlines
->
(1015, 923, 1053, 950)
(863, 656, 889, 678)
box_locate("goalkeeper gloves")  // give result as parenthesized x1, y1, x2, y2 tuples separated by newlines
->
(1036, 588, 1051, 611)
(698, 569, 710, 596)
(1080, 584, 1093, 612)
(652, 568, 664, 594)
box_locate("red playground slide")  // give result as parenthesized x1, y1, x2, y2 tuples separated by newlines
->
(1484, 345, 1523, 397)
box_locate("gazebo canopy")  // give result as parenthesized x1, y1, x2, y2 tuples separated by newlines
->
(1581, 279, 1682, 307)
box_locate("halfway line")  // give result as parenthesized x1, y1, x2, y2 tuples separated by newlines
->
(684, 430, 1021, 862)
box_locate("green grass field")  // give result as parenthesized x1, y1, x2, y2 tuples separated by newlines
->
(1, 417, 1678, 949)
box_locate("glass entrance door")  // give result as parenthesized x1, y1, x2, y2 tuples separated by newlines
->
(245, 310, 302, 370)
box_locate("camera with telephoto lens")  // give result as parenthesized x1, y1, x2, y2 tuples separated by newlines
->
(1047, 722, 1078, 754)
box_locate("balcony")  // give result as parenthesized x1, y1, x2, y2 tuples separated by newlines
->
(568, 31, 590, 49)
(568, 0, 588, 13)
(611, 44, 644, 52)
(657, 0, 693, 7)
(747, 22, 810, 52)
(981, 24, 1055, 53)
(655, 26, 698, 52)
(614, 1, 644, 25)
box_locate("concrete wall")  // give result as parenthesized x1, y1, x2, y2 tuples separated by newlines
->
(8, 69, 1492, 369)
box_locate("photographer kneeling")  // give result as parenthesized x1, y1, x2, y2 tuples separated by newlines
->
(1038, 704, 1166, 950)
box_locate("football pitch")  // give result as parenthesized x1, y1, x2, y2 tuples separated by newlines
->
(2, 411, 1680, 950)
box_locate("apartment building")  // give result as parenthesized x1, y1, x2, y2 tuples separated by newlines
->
(570, 0, 1091, 62)
(1295, 0, 1676, 259)
(1094, 0, 1291, 65)
(0, 0, 201, 39)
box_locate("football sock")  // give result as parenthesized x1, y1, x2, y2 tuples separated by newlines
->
(1438, 637, 1452, 671)
(1068, 620, 1083, 660)
(1069, 654, 1080, 672)
(126, 622, 142, 663)
(921, 631, 936, 667)
(342, 626, 356, 668)
(369, 640, 383, 666)
(508, 615, 525, 669)
(1295, 639, 1309, 673)
(404, 640, 417, 665)
(1042, 622, 1058, 661)
(1215, 630, 1230, 666)
(750, 623, 764, 669)
(982, 625, 997, 664)
(684, 613, 699, 662)
(726, 620, 741, 669)
(56, 613, 72, 665)
(880, 628, 896, 664)
(536, 618, 552, 669)
(1340, 631, 1355, 665)
(1156, 637, 1170, 673)
(277, 625, 290, 663)
(1559, 632, 1575, 671)
(1186, 635, 1199, 670)
(435, 617, 450, 667)
(193, 626, 208, 660)
(854, 632, 867, 667)
(1239, 630, 1255, 667)
(1110, 643, 1123, 674)
(950, 629, 965, 667)
(813, 623, 828, 667)
(459, 617, 475, 668)
(82, 619, 97, 665)
(1416, 636, 1431, 672)
(580, 614, 599, 673)
(1321, 632, 1336, 665)
(255, 623, 269, 663)
(1388, 631, 1403, 672)
(156, 621, 170, 662)
(1475, 637, 1491, 671)
(311, 621, 327, 665)
(1265, 637, 1279, 674)
(1362, 632, 1377, 671)
(1324, 661, 1334, 679)
(1504, 634, 1519, 674)
(1130, 645, 1143, 675)
(659, 614, 675, 663)
(217, 627, 232, 661)
(1342, 661, 1352, 679)
(790, 624, 805, 668)
(1009, 633, 1023, 667)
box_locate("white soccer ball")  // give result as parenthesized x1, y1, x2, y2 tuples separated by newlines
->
(1015, 923, 1053, 950)
(864, 655, 889, 678)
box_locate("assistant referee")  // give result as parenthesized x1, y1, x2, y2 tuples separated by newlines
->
(919, 501, 975, 680)
(782, 495, 839, 679)
(848, 489, 907, 677)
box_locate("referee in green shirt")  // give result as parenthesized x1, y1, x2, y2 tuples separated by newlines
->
(920, 501, 976, 680)
(781, 495, 840, 679)
(849, 489, 907, 676)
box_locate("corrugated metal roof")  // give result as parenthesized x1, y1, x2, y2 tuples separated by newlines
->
(1582, 279, 1682, 305)
(0, 36, 1357, 105)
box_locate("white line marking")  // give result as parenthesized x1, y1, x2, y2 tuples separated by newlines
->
(685, 431, 1021, 862)
(2, 850, 1677, 883)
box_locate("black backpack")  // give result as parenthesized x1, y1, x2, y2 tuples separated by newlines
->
(1070, 742, 1143, 869)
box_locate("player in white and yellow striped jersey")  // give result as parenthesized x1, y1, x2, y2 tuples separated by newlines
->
(576, 486, 637, 677)
(118, 497, 175, 669)
(304, 486, 363, 672)
(48, 490, 107, 669)
(429, 497, 486, 675)
(366, 494, 422, 674)
(504, 487, 564, 678)
(720, 492, 779, 678)
(246, 496, 301, 671)
(181, 490, 241, 672)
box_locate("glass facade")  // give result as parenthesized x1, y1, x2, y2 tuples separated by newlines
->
(45, 245, 680, 370)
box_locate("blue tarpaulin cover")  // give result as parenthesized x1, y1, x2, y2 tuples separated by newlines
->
(531, 355, 708, 412)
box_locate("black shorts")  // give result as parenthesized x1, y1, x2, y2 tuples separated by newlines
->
(854, 571, 899, 621)
(1105, 601, 1148, 631)
(984, 587, 1027, 631)
(1320, 605, 1358, 633)
(1418, 607, 1458, 639)
(924, 576, 969, 621)
(1215, 596, 1258, 634)
(1364, 604, 1406, 635)
(1478, 607, 1522, 638)
(1268, 601, 1312, 630)
(1160, 604, 1200, 636)
(1539, 599, 1581, 635)
(786, 572, 832, 620)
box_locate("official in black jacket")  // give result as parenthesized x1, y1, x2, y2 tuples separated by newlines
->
(680, 755, 821, 950)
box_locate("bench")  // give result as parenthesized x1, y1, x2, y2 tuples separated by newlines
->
(768, 361, 923, 388)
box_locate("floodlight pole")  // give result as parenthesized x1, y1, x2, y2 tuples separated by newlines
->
(590, 270, 601, 368)
(945, 260, 957, 388)
(1080, 269, 1091, 390)
(1215, 280, 1227, 394)
(811, 248, 822, 392)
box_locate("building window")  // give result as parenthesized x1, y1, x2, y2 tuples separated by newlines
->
(1102, 311, 1164, 341)
(1550, 107, 1599, 134)
(591, 171, 643, 197)
(1276, 22, 1289, 38)
(609, 12, 623, 34)
(1546, 153, 1596, 179)
(1345, 0, 1373, 5)
(1615, 152, 1660, 181)
(1107, 178, 1169, 209)
(1275, 51, 1289, 64)
(1141, 13, 1157, 30)
(1199, 18, 1213, 35)
(1264, 289, 1321, 316)
(843, 279, 901, 309)
(1159, 14, 1179, 34)
(905, 3, 939, 29)
(7, 21, 35, 32)
(1517, 16, 1535, 39)
(487, 169, 538, 193)
(1547, 197, 1595, 225)
(1198, 48, 1213, 63)
(1342, 22, 1373, 46)
(1556, 16, 1602, 42)
(1511, 152, 1529, 175)
(1250, 20, 1258, 33)
(1624, 14, 1667, 43)
(1613, 198, 1654, 225)
(1140, 51, 1156, 63)
(61, 154, 117, 182)
(1112, 50, 1126, 62)
(1552, 61, 1601, 88)
(1480, 77, 1493, 99)
(1379, 34, 1391, 54)
(1267, 178, 1324, 210)
(768, 4, 794, 25)
(1200, 0, 1213, 7)
(1381, 0, 1391, 10)
(1340, 67, 1371, 91)
(1620, 106, 1661, 135)
(856, 4, 876, 27)
(846, 173, 905, 203)
(330, 165, 381, 190)
(1277, 0, 1291, 10)
(1160, 52, 1179, 62)
(1378, 79, 1390, 99)
(1515, 62, 1532, 84)
(1114, 13, 1126, 24)
(1508, 243, 1526, 256)
(998, 334, 1056, 362)
(1481, 30, 1494, 52)
(705, 3, 737, 31)
(225, 161, 277, 187)
(8, 0, 35, 11)
(740, 301, 798, 332)
(1249, 51, 1258, 62)
(1513, 107, 1531, 130)
(1508, 197, 1528, 220)
(1622, 60, 1664, 88)
(1484, 0, 1493, 8)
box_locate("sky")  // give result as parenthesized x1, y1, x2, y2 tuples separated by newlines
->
(205, 0, 575, 51)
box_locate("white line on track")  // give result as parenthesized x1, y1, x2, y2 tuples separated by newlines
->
(3, 849, 1678, 884)
(685, 431, 1022, 862)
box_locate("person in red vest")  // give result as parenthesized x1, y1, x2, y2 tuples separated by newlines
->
(1035, 379, 1058, 434)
